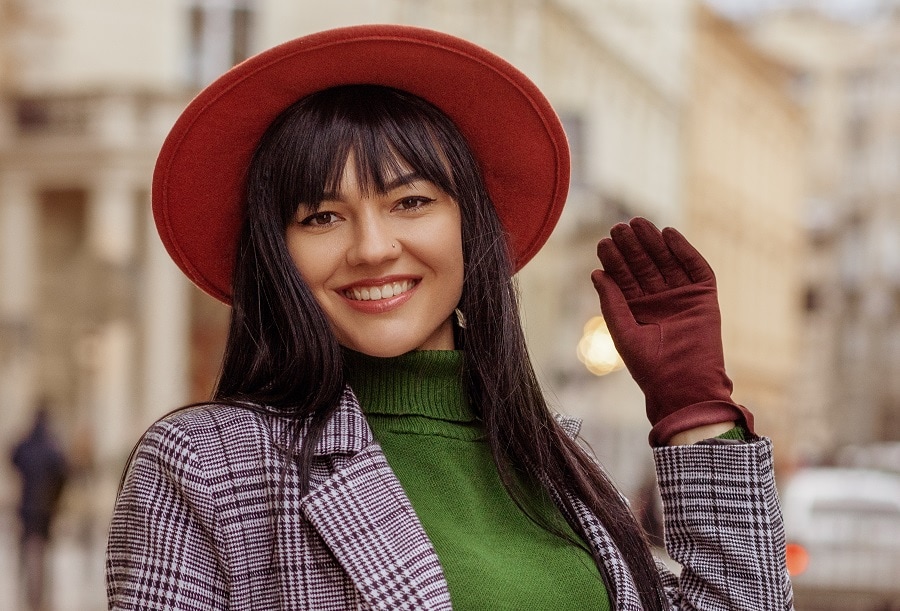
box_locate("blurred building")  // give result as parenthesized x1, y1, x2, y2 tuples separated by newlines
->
(520, 0, 809, 483)
(516, 0, 694, 491)
(681, 3, 807, 468)
(0, 0, 812, 608)
(749, 4, 900, 464)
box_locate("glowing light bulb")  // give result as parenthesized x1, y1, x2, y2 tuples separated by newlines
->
(577, 316, 625, 376)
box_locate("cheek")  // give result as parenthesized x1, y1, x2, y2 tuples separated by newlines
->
(285, 239, 308, 279)
(285, 233, 331, 291)
(443, 227, 465, 299)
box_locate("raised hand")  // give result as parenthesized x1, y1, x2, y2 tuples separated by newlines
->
(590, 217, 753, 446)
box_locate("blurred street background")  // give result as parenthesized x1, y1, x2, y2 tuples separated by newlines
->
(1, 0, 898, 609)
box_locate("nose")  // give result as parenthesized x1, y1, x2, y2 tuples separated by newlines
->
(346, 214, 400, 267)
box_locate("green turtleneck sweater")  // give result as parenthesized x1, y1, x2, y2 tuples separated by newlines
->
(344, 349, 611, 611)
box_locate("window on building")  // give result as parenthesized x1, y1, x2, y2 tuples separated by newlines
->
(40, 189, 88, 262)
(15, 96, 89, 136)
(804, 285, 822, 313)
(185, 0, 256, 87)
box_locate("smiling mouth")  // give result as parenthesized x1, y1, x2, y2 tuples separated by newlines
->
(343, 279, 418, 301)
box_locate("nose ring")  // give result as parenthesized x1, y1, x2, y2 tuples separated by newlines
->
(391, 243, 397, 249)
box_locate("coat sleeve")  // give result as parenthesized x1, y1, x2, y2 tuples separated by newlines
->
(106, 415, 229, 610)
(653, 437, 795, 611)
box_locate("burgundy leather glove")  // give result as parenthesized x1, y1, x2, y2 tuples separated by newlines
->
(591, 217, 754, 446)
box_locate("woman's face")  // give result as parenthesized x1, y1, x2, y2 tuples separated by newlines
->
(286, 155, 464, 357)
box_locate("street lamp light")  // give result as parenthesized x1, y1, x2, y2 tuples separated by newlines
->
(577, 316, 625, 376)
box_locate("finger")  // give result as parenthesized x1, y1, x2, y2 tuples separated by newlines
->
(609, 221, 668, 294)
(661, 227, 715, 284)
(630, 218, 691, 288)
(590, 269, 637, 339)
(597, 237, 643, 299)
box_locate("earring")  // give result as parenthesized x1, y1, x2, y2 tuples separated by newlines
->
(454, 308, 467, 329)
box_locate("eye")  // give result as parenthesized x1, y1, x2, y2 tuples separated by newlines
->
(299, 211, 341, 226)
(394, 196, 435, 211)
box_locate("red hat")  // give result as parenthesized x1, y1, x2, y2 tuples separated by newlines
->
(153, 24, 570, 304)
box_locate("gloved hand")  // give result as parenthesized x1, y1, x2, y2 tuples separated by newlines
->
(590, 217, 754, 446)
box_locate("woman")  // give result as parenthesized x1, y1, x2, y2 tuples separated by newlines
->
(106, 25, 792, 610)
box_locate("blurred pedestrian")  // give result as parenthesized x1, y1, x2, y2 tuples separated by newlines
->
(11, 401, 69, 611)
(107, 25, 793, 609)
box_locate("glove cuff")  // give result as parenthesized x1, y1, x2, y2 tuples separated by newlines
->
(648, 400, 755, 447)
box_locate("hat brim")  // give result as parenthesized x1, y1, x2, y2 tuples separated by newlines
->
(153, 24, 570, 304)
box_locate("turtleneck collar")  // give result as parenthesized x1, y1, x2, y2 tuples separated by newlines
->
(343, 349, 475, 423)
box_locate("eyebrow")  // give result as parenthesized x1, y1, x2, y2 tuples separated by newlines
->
(384, 171, 425, 191)
(321, 171, 425, 201)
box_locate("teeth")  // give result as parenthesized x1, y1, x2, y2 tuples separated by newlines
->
(346, 280, 414, 301)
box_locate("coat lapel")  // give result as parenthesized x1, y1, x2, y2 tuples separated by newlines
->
(301, 443, 452, 610)
(567, 491, 644, 611)
(270, 389, 450, 608)
(555, 416, 644, 611)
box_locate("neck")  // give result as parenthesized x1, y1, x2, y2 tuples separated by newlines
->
(342, 349, 473, 422)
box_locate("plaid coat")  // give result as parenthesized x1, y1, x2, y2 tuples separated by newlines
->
(106, 390, 793, 610)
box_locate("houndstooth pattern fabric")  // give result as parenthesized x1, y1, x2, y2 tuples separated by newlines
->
(107, 391, 792, 610)
(652, 440, 795, 610)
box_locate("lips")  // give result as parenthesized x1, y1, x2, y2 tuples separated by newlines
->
(342, 279, 418, 301)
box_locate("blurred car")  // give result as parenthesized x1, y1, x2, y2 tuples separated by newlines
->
(781, 467, 900, 610)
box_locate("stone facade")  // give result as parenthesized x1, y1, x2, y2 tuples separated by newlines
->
(750, 6, 900, 464)
(682, 3, 807, 469)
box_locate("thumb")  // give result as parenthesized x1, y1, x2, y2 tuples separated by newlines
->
(591, 269, 637, 337)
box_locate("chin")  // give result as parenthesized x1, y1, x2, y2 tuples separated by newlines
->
(359, 347, 413, 358)
(341, 340, 416, 358)
(338, 322, 454, 357)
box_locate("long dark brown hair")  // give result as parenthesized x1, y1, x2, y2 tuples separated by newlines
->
(216, 84, 666, 609)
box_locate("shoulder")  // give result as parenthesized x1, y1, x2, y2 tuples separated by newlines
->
(142, 403, 260, 444)
(133, 403, 284, 474)
(156, 402, 266, 427)
(120, 403, 298, 518)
